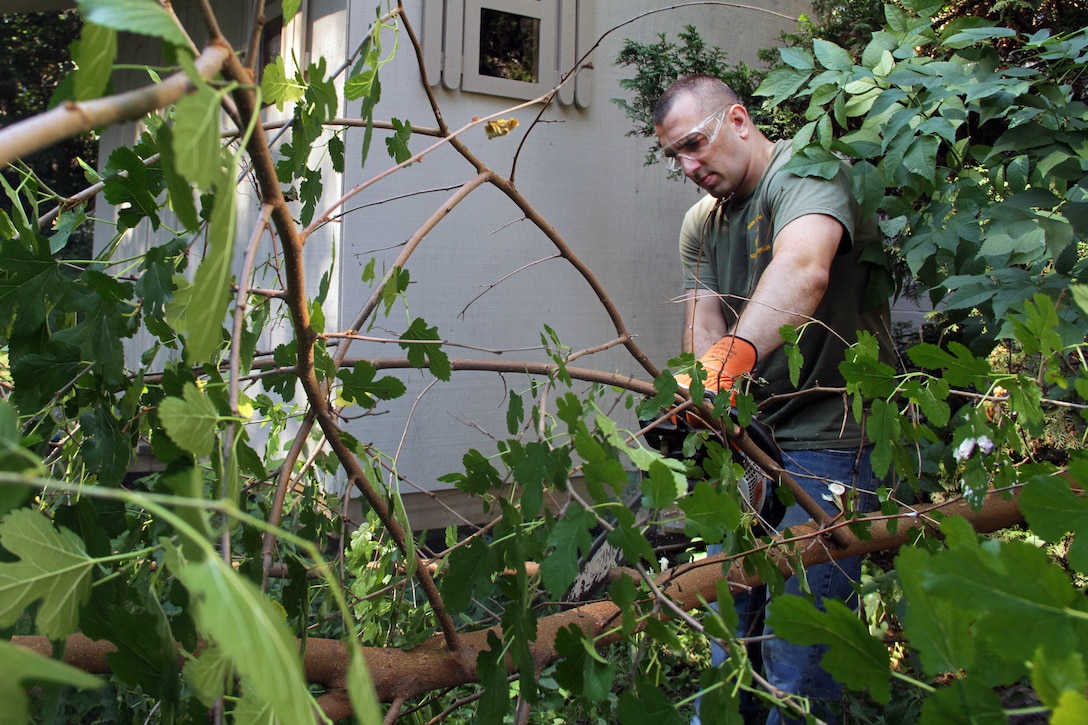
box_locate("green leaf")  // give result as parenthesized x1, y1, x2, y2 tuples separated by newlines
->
(0, 509, 95, 639)
(780, 323, 803, 386)
(777, 46, 814, 71)
(783, 144, 844, 179)
(1008, 293, 1062, 359)
(439, 537, 495, 614)
(506, 391, 524, 435)
(182, 644, 231, 706)
(85, 587, 180, 707)
(337, 361, 407, 409)
(53, 270, 136, 386)
(575, 430, 630, 502)
(159, 382, 220, 459)
(347, 645, 383, 725)
(399, 317, 451, 381)
(678, 480, 741, 545)
(1031, 648, 1086, 710)
(385, 117, 412, 164)
(156, 125, 200, 231)
(71, 22, 116, 100)
(754, 66, 811, 106)
(813, 38, 854, 71)
(906, 342, 991, 387)
(1020, 472, 1088, 573)
(183, 174, 236, 366)
(866, 399, 900, 479)
(540, 503, 594, 597)
(897, 547, 975, 675)
(166, 544, 318, 725)
(439, 448, 503, 495)
(76, 0, 189, 47)
(641, 458, 684, 510)
(765, 595, 891, 702)
(902, 378, 951, 427)
(172, 79, 223, 192)
(299, 167, 322, 226)
(282, 0, 301, 22)
(0, 236, 71, 333)
(476, 631, 511, 723)
(1052, 690, 1088, 725)
(79, 405, 132, 484)
(616, 684, 685, 725)
(506, 439, 569, 517)
(606, 505, 657, 570)
(9, 338, 84, 416)
(919, 678, 1005, 725)
(555, 624, 616, 702)
(0, 639, 103, 723)
(921, 517, 1088, 667)
(260, 55, 306, 112)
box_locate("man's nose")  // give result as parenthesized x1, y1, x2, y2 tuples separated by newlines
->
(680, 154, 701, 175)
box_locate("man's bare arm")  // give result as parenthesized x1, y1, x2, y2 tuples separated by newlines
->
(730, 213, 843, 358)
(682, 288, 729, 357)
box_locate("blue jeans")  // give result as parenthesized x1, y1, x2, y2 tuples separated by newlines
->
(694, 447, 881, 725)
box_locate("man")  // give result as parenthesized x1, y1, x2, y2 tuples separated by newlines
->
(652, 74, 895, 723)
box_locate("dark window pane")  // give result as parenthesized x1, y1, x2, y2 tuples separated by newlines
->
(479, 8, 539, 83)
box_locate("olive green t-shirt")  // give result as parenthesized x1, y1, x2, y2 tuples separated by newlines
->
(678, 140, 894, 449)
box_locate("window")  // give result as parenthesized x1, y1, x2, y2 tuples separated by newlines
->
(422, 0, 590, 105)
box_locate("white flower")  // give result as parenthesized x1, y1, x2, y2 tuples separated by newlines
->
(954, 438, 976, 462)
(954, 435, 996, 462)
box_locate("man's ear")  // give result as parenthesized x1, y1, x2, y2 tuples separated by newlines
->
(728, 103, 750, 139)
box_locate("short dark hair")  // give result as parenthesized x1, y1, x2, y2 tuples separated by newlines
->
(652, 74, 740, 127)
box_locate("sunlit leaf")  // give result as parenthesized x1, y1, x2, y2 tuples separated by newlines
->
(173, 79, 223, 192)
(257, 55, 304, 111)
(71, 22, 116, 100)
(0, 509, 95, 639)
(76, 0, 189, 47)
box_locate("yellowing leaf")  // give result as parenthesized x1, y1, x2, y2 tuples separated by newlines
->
(484, 118, 519, 139)
(0, 509, 95, 639)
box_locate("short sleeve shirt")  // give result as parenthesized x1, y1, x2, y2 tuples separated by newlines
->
(678, 140, 894, 449)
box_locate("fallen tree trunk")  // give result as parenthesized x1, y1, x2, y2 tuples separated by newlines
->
(13, 489, 1026, 719)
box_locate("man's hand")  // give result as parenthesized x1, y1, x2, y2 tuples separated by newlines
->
(675, 335, 757, 399)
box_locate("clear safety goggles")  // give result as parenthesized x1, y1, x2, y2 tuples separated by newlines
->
(657, 103, 730, 172)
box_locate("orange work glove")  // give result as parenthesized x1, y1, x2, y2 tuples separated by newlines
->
(675, 336, 758, 399)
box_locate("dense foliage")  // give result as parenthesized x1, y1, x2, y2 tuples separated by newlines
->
(0, 0, 1086, 723)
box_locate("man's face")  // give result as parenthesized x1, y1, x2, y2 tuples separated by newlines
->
(654, 93, 747, 199)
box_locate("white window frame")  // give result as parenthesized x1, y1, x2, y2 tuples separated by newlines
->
(461, 0, 557, 99)
(423, 0, 591, 106)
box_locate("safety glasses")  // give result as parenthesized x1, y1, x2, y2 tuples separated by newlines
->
(657, 103, 730, 172)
